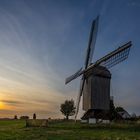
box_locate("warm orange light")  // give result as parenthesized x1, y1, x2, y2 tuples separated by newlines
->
(0, 101, 5, 109)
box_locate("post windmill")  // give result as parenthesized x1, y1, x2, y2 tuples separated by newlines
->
(65, 16, 132, 122)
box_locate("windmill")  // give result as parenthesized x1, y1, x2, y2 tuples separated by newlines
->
(65, 16, 132, 121)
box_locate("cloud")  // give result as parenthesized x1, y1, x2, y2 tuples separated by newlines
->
(1, 100, 23, 105)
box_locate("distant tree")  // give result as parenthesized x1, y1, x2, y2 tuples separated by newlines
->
(109, 99, 117, 120)
(20, 116, 29, 120)
(14, 115, 18, 119)
(115, 106, 125, 112)
(33, 113, 36, 119)
(48, 117, 51, 120)
(60, 99, 76, 120)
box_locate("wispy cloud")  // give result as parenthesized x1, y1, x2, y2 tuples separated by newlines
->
(1, 100, 23, 105)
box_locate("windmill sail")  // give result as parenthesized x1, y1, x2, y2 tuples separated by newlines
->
(101, 46, 131, 69)
(66, 16, 99, 85)
(95, 41, 132, 68)
(75, 16, 99, 120)
(84, 41, 132, 73)
(65, 68, 83, 84)
(85, 16, 99, 69)
(75, 77, 86, 120)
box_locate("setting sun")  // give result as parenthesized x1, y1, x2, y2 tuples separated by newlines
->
(0, 101, 5, 109)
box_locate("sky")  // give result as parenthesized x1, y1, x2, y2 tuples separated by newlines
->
(0, 0, 139, 119)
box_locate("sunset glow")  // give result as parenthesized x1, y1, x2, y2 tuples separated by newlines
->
(0, 101, 5, 109)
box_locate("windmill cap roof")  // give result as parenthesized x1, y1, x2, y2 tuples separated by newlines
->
(85, 65, 111, 78)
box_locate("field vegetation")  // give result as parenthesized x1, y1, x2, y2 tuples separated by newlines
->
(0, 119, 140, 140)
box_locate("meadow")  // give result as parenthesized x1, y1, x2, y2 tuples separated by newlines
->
(0, 119, 140, 140)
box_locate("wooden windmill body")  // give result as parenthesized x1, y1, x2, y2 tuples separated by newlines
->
(83, 65, 111, 111)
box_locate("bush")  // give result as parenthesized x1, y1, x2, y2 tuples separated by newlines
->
(20, 116, 29, 120)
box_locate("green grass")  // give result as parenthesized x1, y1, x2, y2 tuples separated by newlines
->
(0, 120, 139, 140)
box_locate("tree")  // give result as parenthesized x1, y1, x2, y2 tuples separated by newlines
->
(115, 106, 125, 112)
(33, 113, 36, 119)
(20, 116, 29, 120)
(109, 99, 117, 120)
(60, 99, 76, 120)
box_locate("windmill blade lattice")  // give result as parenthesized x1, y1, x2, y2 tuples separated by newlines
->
(85, 16, 99, 69)
(65, 68, 83, 84)
(93, 41, 132, 69)
(101, 46, 131, 69)
(75, 77, 85, 120)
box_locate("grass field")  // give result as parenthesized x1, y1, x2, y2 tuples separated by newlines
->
(0, 120, 140, 140)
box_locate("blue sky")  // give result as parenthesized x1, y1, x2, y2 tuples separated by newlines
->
(0, 0, 139, 118)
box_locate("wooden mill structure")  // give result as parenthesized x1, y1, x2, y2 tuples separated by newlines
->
(65, 16, 132, 121)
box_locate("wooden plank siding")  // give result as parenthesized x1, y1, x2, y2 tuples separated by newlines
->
(83, 66, 111, 111)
